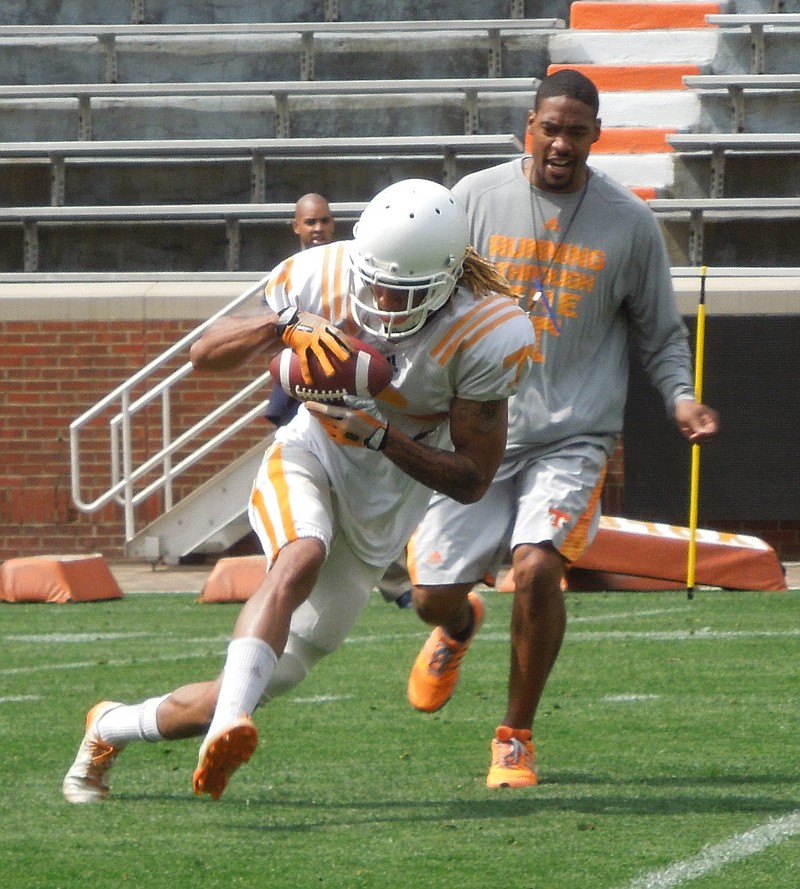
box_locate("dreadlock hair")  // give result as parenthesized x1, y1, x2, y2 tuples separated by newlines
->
(457, 246, 516, 299)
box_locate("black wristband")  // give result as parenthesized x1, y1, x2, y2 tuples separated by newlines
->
(275, 305, 300, 337)
(365, 423, 389, 452)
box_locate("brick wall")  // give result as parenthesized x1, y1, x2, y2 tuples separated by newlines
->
(2, 318, 798, 563)
(0, 317, 267, 561)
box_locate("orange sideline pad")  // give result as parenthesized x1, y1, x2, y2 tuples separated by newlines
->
(198, 555, 268, 603)
(547, 64, 701, 91)
(569, 2, 720, 31)
(498, 516, 787, 593)
(0, 554, 124, 603)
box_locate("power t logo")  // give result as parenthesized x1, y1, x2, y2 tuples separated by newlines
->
(549, 507, 571, 529)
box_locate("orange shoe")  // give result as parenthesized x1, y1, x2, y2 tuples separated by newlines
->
(486, 725, 537, 789)
(407, 591, 484, 712)
(193, 715, 258, 800)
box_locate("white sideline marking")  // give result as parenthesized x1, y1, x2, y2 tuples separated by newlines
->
(567, 629, 800, 643)
(2, 627, 798, 677)
(479, 628, 800, 644)
(622, 810, 800, 888)
(7, 632, 150, 643)
(0, 650, 223, 676)
(292, 694, 353, 704)
(604, 694, 660, 703)
(569, 608, 677, 623)
(0, 695, 39, 704)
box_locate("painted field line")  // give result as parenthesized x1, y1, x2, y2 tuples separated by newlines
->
(0, 694, 40, 704)
(566, 629, 800, 642)
(3, 626, 798, 678)
(622, 809, 800, 888)
(0, 650, 224, 677)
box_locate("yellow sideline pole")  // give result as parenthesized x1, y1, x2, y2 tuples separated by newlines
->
(686, 266, 707, 599)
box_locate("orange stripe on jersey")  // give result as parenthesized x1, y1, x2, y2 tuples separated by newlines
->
(264, 256, 295, 304)
(429, 295, 508, 361)
(504, 343, 538, 389)
(560, 463, 607, 564)
(433, 299, 524, 367)
(375, 383, 409, 409)
(321, 243, 350, 321)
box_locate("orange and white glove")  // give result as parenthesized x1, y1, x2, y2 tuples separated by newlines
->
(305, 401, 389, 451)
(275, 306, 352, 383)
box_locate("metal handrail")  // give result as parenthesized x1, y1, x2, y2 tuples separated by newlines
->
(69, 274, 270, 543)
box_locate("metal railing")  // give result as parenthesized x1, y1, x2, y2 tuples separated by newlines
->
(69, 274, 270, 545)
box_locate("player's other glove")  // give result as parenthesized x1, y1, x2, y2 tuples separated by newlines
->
(305, 402, 389, 451)
(275, 306, 352, 383)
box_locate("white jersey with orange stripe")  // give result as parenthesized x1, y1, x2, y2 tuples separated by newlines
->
(264, 240, 536, 566)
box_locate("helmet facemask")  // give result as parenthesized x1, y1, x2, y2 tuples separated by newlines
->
(351, 261, 460, 341)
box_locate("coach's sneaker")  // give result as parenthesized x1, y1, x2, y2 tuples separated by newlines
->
(486, 725, 538, 789)
(407, 591, 484, 712)
(193, 715, 258, 801)
(62, 701, 124, 803)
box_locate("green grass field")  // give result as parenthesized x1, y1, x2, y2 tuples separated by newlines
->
(1, 588, 799, 889)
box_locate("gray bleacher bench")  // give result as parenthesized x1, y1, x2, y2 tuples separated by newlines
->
(0, 133, 524, 205)
(647, 196, 800, 266)
(0, 19, 565, 81)
(0, 201, 368, 273)
(667, 132, 800, 197)
(706, 13, 800, 74)
(682, 74, 800, 132)
(0, 78, 537, 141)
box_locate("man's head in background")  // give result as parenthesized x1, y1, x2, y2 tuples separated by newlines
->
(292, 193, 336, 249)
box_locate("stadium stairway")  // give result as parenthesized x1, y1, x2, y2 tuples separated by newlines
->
(546, 0, 724, 199)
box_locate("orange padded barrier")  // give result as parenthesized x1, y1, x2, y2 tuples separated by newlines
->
(0, 554, 124, 603)
(197, 555, 267, 603)
(547, 64, 700, 91)
(497, 516, 787, 593)
(570, 2, 720, 31)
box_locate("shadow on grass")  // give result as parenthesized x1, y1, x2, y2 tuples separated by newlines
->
(114, 780, 800, 830)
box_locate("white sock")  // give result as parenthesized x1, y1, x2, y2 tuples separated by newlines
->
(96, 694, 169, 747)
(207, 637, 277, 738)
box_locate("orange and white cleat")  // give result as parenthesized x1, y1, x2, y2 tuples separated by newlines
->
(193, 715, 258, 801)
(407, 591, 484, 713)
(62, 701, 124, 804)
(486, 725, 538, 789)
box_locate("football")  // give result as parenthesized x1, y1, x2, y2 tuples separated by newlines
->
(268, 335, 393, 403)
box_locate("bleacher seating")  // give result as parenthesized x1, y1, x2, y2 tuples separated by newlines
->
(647, 197, 800, 267)
(684, 73, 800, 132)
(0, 20, 562, 84)
(667, 132, 800, 198)
(0, 200, 365, 273)
(706, 13, 800, 74)
(1, 2, 798, 271)
(1, 1, 567, 27)
(0, 78, 536, 141)
(0, 134, 524, 207)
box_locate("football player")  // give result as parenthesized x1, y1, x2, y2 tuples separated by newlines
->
(63, 179, 537, 804)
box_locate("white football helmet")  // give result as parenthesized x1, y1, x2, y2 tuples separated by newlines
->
(350, 179, 470, 340)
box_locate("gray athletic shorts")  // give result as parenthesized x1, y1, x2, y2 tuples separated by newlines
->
(409, 441, 608, 586)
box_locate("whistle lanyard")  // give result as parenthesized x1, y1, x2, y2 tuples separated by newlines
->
(527, 175, 589, 333)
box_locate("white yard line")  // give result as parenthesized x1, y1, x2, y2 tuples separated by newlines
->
(622, 810, 800, 888)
